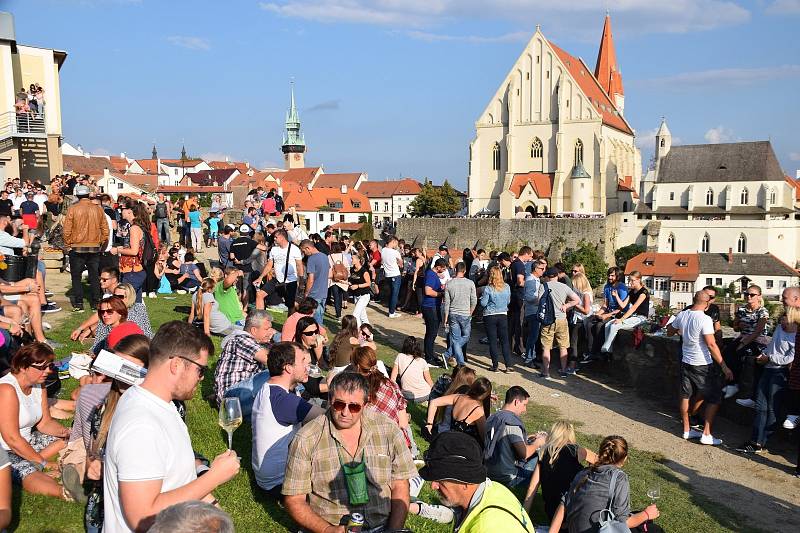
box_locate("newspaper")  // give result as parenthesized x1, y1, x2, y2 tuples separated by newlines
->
(91, 349, 147, 386)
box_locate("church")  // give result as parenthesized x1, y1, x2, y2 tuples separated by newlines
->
(467, 16, 641, 218)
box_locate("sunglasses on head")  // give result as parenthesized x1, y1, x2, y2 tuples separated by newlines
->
(30, 360, 51, 370)
(332, 400, 363, 414)
(302, 329, 319, 336)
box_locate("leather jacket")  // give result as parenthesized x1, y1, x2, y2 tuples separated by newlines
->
(63, 199, 109, 251)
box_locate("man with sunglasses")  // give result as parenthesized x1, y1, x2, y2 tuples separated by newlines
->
(284, 372, 417, 532)
(104, 321, 241, 533)
(252, 342, 325, 499)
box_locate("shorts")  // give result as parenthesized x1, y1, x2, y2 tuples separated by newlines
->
(7, 431, 60, 484)
(209, 231, 218, 239)
(540, 319, 569, 350)
(680, 363, 723, 404)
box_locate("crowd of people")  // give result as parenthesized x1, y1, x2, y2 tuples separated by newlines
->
(15, 83, 45, 118)
(0, 177, 797, 532)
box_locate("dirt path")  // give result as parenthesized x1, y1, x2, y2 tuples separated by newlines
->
(363, 302, 800, 533)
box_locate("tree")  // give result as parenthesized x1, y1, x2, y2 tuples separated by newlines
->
(408, 180, 461, 217)
(615, 244, 646, 269)
(351, 214, 374, 242)
(562, 240, 608, 288)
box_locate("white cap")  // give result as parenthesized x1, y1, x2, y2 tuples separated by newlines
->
(239, 224, 251, 234)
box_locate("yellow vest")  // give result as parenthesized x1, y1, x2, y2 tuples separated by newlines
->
(458, 480, 537, 533)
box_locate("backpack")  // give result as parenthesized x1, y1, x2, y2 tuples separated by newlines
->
(155, 202, 168, 219)
(332, 258, 349, 282)
(141, 229, 157, 266)
(537, 282, 556, 326)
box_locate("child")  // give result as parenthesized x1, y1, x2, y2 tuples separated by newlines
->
(207, 212, 220, 247)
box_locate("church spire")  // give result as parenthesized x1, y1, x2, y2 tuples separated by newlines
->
(282, 81, 306, 169)
(594, 14, 625, 114)
(152, 144, 158, 160)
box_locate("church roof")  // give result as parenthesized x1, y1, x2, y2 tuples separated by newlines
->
(698, 253, 798, 277)
(594, 15, 624, 98)
(509, 172, 554, 198)
(62, 155, 117, 176)
(357, 178, 422, 198)
(617, 175, 639, 198)
(548, 40, 632, 135)
(657, 141, 785, 184)
(625, 252, 699, 282)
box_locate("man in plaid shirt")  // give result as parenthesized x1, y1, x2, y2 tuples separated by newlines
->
(283, 372, 417, 532)
(213, 310, 278, 404)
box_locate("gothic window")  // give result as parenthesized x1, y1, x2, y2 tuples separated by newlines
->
(737, 233, 747, 253)
(769, 189, 776, 205)
(667, 233, 675, 252)
(531, 138, 543, 158)
(574, 139, 584, 166)
(660, 138, 665, 147)
(701, 233, 710, 253)
(740, 187, 749, 205)
(492, 143, 501, 171)
(706, 188, 713, 206)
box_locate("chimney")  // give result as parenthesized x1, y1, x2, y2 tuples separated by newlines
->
(340, 184, 347, 194)
(307, 183, 313, 191)
(728, 248, 733, 264)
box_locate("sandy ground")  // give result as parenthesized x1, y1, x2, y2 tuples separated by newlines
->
(41, 252, 800, 531)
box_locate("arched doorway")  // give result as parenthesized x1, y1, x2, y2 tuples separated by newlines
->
(525, 205, 536, 217)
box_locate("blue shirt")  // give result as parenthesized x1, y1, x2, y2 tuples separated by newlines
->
(306, 251, 330, 304)
(480, 284, 511, 315)
(208, 217, 220, 233)
(604, 282, 629, 312)
(423, 269, 442, 308)
(188, 211, 201, 228)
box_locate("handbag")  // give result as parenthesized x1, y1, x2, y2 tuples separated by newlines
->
(395, 357, 418, 388)
(597, 469, 632, 533)
(274, 243, 294, 290)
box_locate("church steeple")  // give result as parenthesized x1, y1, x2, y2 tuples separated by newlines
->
(282, 81, 306, 169)
(152, 144, 158, 160)
(594, 14, 625, 114)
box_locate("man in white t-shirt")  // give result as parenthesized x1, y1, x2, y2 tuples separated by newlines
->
(266, 228, 304, 314)
(668, 291, 734, 446)
(103, 321, 241, 532)
(381, 236, 404, 318)
(252, 342, 325, 498)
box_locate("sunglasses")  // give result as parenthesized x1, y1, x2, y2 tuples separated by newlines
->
(171, 355, 208, 378)
(302, 329, 319, 336)
(332, 400, 363, 414)
(100, 277, 112, 282)
(98, 309, 116, 315)
(745, 293, 759, 297)
(571, 270, 580, 273)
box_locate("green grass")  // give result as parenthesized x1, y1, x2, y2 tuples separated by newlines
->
(9, 296, 760, 532)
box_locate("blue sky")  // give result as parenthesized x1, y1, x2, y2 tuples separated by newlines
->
(9, 0, 800, 188)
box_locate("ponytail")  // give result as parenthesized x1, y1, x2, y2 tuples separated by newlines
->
(573, 435, 628, 493)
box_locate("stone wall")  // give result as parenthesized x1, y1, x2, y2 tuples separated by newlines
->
(396, 217, 617, 263)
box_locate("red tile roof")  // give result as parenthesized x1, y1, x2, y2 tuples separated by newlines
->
(594, 15, 624, 98)
(314, 173, 363, 189)
(270, 167, 322, 191)
(784, 176, 800, 202)
(356, 178, 422, 198)
(134, 159, 160, 174)
(62, 155, 117, 176)
(109, 156, 129, 172)
(617, 175, 639, 198)
(284, 188, 371, 213)
(114, 173, 159, 191)
(228, 171, 279, 190)
(185, 169, 238, 186)
(548, 40, 633, 135)
(160, 159, 204, 167)
(625, 252, 699, 282)
(329, 222, 363, 231)
(208, 160, 250, 173)
(509, 172, 554, 199)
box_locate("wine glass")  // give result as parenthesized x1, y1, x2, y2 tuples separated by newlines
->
(218, 397, 242, 450)
(646, 485, 661, 503)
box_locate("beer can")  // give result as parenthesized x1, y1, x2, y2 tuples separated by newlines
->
(347, 513, 364, 532)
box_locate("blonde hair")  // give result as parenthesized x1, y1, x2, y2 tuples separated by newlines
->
(572, 263, 586, 275)
(545, 421, 577, 465)
(786, 306, 800, 326)
(114, 283, 136, 308)
(572, 272, 592, 295)
(195, 278, 216, 318)
(487, 265, 505, 291)
(209, 267, 224, 283)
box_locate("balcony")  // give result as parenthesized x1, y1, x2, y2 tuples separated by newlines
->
(0, 110, 47, 143)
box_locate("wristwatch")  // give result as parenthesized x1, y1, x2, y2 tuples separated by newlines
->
(37, 460, 47, 471)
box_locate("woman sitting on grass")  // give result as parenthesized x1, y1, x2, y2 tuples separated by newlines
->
(390, 336, 433, 403)
(189, 278, 237, 337)
(548, 435, 661, 533)
(0, 343, 70, 499)
(210, 267, 245, 326)
(328, 315, 360, 373)
(91, 286, 152, 354)
(425, 376, 491, 447)
(523, 421, 597, 525)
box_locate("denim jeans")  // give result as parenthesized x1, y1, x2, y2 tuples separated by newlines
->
(156, 218, 170, 244)
(122, 269, 147, 302)
(485, 313, 510, 368)
(448, 314, 471, 365)
(314, 299, 325, 326)
(751, 367, 788, 445)
(387, 275, 401, 314)
(223, 370, 271, 420)
(524, 314, 541, 362)
(601, 315, 647, 353)
(68, 251, 101, 307)
(422, 306, 440, 361)
(508, 454, 539, 487)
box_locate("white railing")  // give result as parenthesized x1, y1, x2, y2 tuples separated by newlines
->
(0, 110, 47, 141)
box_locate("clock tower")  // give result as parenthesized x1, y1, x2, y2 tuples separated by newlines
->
(281, 81, 306, 169)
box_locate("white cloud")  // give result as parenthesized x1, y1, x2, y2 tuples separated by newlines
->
(405, 30, 530, 44)
(766, 0, 800, 15)
(258, 160, 284, 170)
(633, 65, 800, 89)
(89, 147, 112, 156)
(636, 127, 681, 151)
(167, 36, 211, 51)
(259, 1, 750, 35)
(790, 152, 800, 161)
(704, 126, 735, 144)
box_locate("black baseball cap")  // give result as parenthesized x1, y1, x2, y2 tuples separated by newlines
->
(419, 432, 486, 484)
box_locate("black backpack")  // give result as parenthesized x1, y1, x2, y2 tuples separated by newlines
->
(537, 282, 556, 326)
(155, 202, 168, 219)
(141, 229, 157, 266)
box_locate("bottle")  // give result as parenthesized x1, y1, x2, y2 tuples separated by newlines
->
(346, 513, 364, 533)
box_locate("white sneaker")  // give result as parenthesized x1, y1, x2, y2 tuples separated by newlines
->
(723, 384, 739, 399)
(736, 398, 756, 409)
(409, 475, 424, 499)
(783, 415, 799, 429)
(415, 502, 455, 524)
(700, 434, 722, 446)
(176, 289, 187, 294)
(388, 312, 400, 318)
(683, 429, 703, 440)
(148, 292, 157, 298)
